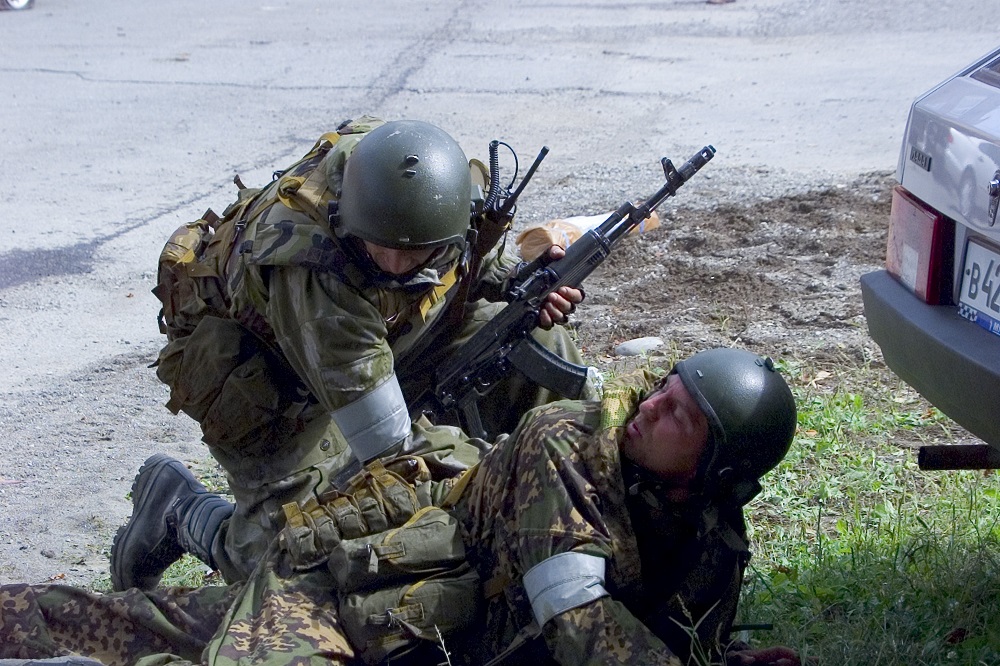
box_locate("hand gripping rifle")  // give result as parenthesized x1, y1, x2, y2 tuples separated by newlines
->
(414, 145, 717, 440)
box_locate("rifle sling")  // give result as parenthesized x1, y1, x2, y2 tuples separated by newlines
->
(397, 217, 508, 366)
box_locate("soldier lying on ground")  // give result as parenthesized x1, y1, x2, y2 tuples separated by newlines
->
(0, 347, 804, 666)
(111, 116, 593, 591)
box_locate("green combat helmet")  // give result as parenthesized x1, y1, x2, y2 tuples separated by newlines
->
(621, 347, 796, 656)
(672, 347, 797, 504)
(333, 119, 472, 250)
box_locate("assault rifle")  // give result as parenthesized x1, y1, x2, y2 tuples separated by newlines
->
(413, 145, 717, 439)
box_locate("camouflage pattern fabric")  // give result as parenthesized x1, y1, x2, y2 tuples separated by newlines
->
(454, 391, 673, 664)
(0, 372, 747, 665)
(152, 122, 589, 584)
(453, 368, 747, 665)
(0, 582, 237, 665)
(0, 559, 353, 666)
(202, 545, 354, 666)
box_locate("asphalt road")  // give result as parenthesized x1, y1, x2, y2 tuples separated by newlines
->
(1, 0, 997, 387)
(0, 0, 996, 584)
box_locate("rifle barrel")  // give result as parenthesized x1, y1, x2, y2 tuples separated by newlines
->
(420, 144, 717, 434)
(595, 145, 715, 245)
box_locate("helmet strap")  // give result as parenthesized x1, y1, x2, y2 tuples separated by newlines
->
(728, 478, 763, 505)
(692, 465, 764, 507)
(622, 458, 659, 500)
(326, 199, 341, 232)
(712, 467, 762, 506)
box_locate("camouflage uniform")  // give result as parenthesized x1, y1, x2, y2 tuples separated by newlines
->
(0, 583, 237, 665)
(154, 117, 589, 582)
(453, 369, 749, 665)
(0, 372, 747, 666)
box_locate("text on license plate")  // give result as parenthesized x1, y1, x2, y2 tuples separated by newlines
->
(959, 239, 1000, 336)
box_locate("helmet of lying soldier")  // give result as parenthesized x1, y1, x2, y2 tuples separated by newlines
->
(620, 350, 797, 662)
(334, 119, 473, 251)
(671, 347, 797, 504)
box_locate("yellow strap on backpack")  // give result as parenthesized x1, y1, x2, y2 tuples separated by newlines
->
(274, 132, 342, 214)
(418, 263, 461, 321)
(440, 464, 480, 510)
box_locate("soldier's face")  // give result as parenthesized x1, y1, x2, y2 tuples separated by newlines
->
(621, 374, 709, 489)
(363, 241, 435, 275)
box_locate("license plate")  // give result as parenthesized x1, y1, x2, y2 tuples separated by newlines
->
(958, 239, 1000, 336)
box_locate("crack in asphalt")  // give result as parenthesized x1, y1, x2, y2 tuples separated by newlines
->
(362, 0, 472, 109)
(0, 68, 684, 99)
(0, 0, 482, 293)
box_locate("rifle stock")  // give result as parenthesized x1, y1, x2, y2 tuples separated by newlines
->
(413, 145, 716, 439)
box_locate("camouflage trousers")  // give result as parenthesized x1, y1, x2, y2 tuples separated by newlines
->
(1, 402, 653, 666)
(0, 560, 355, 666)
(0, 583, 236, 665)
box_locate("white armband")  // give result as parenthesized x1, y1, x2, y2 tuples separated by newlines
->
(522, 551, 610, 627)
(330, 373, 411, 462)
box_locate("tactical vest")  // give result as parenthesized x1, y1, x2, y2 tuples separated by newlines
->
(279, 457, 481, 665)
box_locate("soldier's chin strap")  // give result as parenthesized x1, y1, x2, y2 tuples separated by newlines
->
(622, 458, 763, 510)
(718, 472, 763, 507)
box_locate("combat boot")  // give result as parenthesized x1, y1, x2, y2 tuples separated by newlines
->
(110, 453, 234, 592)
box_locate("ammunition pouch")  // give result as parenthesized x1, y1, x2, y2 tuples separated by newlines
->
(155, 316, 303, 452)
(278, 459, 481, 664)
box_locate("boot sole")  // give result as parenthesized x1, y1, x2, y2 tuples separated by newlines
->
(110, 454, 207, 591)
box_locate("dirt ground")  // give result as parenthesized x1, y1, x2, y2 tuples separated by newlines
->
(0, 170, 905, 587)
(575, 170, 893, 373)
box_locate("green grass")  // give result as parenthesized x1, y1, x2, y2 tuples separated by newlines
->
(88, 553, 221, 593)
(735, 353, 1000, 665)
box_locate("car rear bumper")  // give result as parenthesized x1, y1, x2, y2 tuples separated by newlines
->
(860, 269, 1000, 448)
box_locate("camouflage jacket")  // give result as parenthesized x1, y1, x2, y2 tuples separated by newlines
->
(225, 117, 517, 416)
(454, 369, 749, 665)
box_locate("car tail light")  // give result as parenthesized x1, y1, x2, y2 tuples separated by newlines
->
(886, 185, 955, 304)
